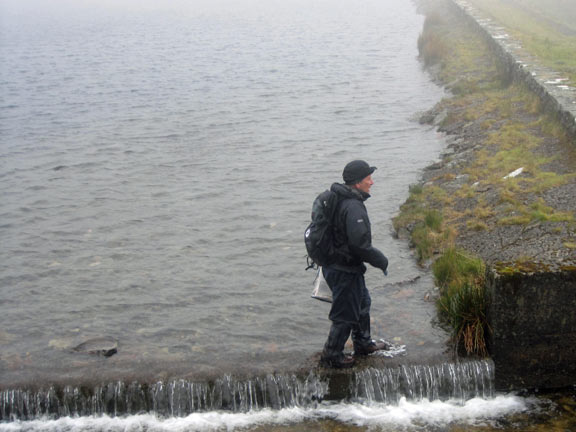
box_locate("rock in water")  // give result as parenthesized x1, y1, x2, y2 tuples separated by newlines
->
(72, 336, 118, 357)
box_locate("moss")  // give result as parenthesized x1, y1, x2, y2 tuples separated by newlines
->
(473, 203, 494, 220)
(409, 183, 423, 195)
(493, 266, 517, 277)
(497, 199, 574, 226)
(530, 172, 576, 194)
(496, 261, 576, 276)
(494, 260, 551, 276)
(466, 220, 488, 231)
(455, 184, 475, 200)
(498, 215, 532, 226)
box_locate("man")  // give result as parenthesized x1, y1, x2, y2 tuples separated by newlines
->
(321, 160, 389, 368)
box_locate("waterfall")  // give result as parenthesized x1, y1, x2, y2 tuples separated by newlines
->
(1, 360, 494, 421)
(351, 359, 494, 404)
(0, 372, 327, 421)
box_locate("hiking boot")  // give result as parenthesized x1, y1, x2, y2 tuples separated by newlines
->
(320, 354, 356, 369)
(354, 339, 393, 356)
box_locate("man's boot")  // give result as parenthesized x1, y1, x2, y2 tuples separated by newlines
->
(320, 322, 355, 368)
(354, 339, 393, 356)
(352, 313, 392, 356)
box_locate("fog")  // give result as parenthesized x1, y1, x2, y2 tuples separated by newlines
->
(0, 0, 352, 18)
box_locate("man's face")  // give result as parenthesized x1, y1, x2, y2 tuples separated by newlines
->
(354, 175, 374, 194)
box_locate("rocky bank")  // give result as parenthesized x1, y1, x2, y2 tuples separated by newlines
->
(407, 0, 576, 390)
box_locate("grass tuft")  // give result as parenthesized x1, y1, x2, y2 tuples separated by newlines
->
(433, 249, 490, 356)
(402, 0, 576, 359)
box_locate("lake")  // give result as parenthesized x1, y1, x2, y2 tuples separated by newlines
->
(3, 0, 565, 430)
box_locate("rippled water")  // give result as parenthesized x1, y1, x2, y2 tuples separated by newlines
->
(0, 0, 448, 385)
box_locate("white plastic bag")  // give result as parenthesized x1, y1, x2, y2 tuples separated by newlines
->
(311, 267, 332, 303)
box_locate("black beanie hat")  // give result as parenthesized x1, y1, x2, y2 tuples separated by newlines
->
(343, 160, 377, 185)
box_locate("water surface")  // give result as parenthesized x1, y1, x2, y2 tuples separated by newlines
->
(3, 0, 576, 431)
(0, 0, 450, 385)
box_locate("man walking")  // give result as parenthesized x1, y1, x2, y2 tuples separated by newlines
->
(321, 160, 389, 368)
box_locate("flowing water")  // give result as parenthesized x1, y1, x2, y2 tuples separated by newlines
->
(1, 0, 575, 430)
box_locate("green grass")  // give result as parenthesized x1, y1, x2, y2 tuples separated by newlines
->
(393, 186, 455, 263)
(467, 0, 576, 85)
(418, 5, 504, 94)
(403, 0, 576, 357)
(411, 210, 448, 262)
(425, 209, 443, 232)
(441, 84, 576, 228)
(433, 248, 489, 356)
(498, 199, 574, 226)
(513, 0, 576, 32)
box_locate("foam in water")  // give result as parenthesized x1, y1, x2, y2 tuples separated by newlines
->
(0, 361, 537, 431)
(0, 361, 494, 420)
(0, 372, 328, 420)
(352, 362, 495, 404)
(0, 395, 532, 432)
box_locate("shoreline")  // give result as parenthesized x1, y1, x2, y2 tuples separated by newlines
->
(402, 0, 576, 390)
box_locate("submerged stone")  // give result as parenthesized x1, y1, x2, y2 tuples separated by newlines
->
(72, 336, 118, 357)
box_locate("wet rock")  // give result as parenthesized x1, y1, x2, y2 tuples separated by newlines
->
(72, 337, 118, 357)
(424, 160, 444, 171)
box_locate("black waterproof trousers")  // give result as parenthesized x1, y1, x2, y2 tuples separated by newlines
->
(321, 267, 372, 362)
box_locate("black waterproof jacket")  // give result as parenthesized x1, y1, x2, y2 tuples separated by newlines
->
(329, 182, 388, 274)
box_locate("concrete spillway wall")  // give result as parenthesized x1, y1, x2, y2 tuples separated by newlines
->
(449, 0, 576, 141)
(445, 0, 576, 391)
(487, 267, 576, 390)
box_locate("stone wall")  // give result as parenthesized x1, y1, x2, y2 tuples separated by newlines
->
(444, 0, 576, 391)
(487, 267, 576, 390)
(449, 0, 576, 140)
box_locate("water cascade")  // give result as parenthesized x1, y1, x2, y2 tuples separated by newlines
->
(1, 360, 494, 421)
(352, 361, 494, 404)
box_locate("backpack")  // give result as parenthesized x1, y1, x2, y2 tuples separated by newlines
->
(304, 189, 341, 270)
